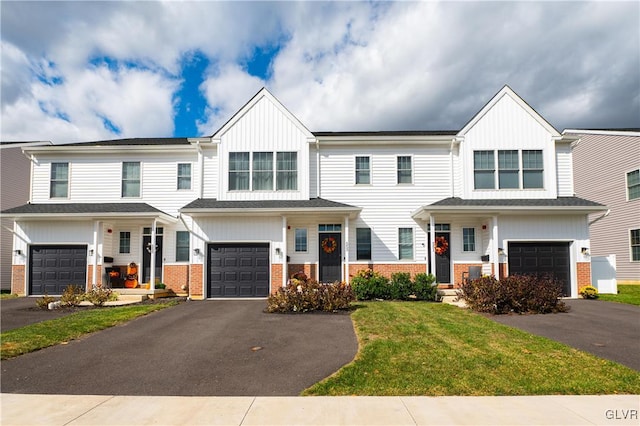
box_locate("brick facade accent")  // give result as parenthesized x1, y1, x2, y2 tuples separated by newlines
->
(271, 264, 283, 294)
(287, 264, 317, 281)
(576, 262, 591, 293)
(163, 265, 189, 296)
(189, 264, 204, 299)
(348, 263, 427, 280)
(87, 265, 103, 289)
(11, 265, 25, 295)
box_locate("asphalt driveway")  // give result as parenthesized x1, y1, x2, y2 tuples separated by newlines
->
(489, 299, 640, 371)
(1, 300, 358, 396)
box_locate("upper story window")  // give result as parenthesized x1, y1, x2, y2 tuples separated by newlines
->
(474, 150, 543, 190)
(50, 162, 69, 198)
(229, 151, 297, 191)
(177, 163, 191, 190)
(356, 227, 372, 260)
(631, 229, 640, 262)
(498, 150, 519, 189)
(522, 150, 544, 189)
(295, 228, 307, 252)
(122, 162, 140, 198)
(355, 156, 370, 184)
(627, 169, 640, 200)
(398, 228, 413, 260)
(397, 156, 412, 184)
(474, 151, 495, 189)
(175, 231, 190, 262)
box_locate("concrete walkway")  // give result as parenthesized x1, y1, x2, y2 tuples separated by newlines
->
(1, 394, 638, 425)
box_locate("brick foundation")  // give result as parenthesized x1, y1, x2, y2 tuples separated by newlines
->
(189, 264, 204, 299)
(271, 264, 283, 294)
(287, 264, 317, 281)
(87, 265, 103, 289)
(577, 262, 591, 293)
(348, 263, 427, 280)
(163, 264, 189, 295)
(11, 265, 25, 295)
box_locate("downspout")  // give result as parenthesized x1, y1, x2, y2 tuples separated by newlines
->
(450, 139, 455, 197)
(92, 221, 99, 288)
(344, 215, 350, 284)
(150, 219, 157, 291)
(179, 212, 208, 301)
(429, 215, 436, 278)
(588, 209, 610, 226)
(282, 216, 287, 289)
(492, 216, 500, 279)
(316, 140, 321, 198)
(196, 141, 204, 199)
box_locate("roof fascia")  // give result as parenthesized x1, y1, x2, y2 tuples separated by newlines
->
(7, 212, 177, 223)
(411, 204, 607, 219)
(182, 206, 361, 219)
(563, 129, 640, 137)
(458, 85, 561, 138)
(22, 145, 197, 154)
(316, 135, 455, 145)
(0, 141, 52, 149)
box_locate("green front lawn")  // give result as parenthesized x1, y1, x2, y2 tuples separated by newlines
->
(304, 302, 640, 396)
(598, 285, 640, 306)
(1, 301, 177, 359)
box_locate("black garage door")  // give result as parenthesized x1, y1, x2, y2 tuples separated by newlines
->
(207, 243, 270, 298)
(29, 245, 87, 295)
(508, 242, 570, 296)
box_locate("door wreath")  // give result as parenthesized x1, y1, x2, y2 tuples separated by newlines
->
(321, 236, 337, 254)
(434, 236, 449, 255)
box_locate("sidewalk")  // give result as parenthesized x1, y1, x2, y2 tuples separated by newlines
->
(1, 394, 638, 425)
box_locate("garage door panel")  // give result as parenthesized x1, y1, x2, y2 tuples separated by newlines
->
(508, 242, 570, 296)
(29, 245, 87, 295)
(207, 243, 270, 298)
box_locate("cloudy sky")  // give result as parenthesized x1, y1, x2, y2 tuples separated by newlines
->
(1, 1, 638, 144)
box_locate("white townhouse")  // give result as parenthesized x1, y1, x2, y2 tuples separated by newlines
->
(3, 86, 606, 299)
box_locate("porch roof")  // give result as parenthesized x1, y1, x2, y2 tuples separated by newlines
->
(180, 198, 361, 218)
(1, 202, 177, 223)
(411, 196, 607, 220)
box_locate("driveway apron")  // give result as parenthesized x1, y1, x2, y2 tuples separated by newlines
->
(489, 299, 640, 371)
(1, 300, 358, 396)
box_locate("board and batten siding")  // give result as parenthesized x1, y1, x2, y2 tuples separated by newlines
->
(12, 221, 94, 266)
(459, 94, 558, 200)
(571, 132, 640, 282)
(217, 95, 311, 201)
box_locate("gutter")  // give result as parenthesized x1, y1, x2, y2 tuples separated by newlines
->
(588, 209, 610, 226)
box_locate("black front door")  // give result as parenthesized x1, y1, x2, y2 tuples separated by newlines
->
(430, 232, 451, 284)
(142, 235, 163, 284)
(319, 232, 341, 282)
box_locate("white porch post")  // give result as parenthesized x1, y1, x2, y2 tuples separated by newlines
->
(92, 220, 99, 289)
(429, 215, 436, 277)
(344, 215, 350, 284)
(150, 219, 157, 290)
(282, 216, 287, 289)
(492, 215, 500, 279)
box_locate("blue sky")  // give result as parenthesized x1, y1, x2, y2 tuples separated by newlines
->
(1, 1, 639, 144)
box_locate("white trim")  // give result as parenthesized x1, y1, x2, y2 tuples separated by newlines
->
(625, 168, 640, 202)
(563, 129, 640, 137)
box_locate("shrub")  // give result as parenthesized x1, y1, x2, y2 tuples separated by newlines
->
(351, 269, 390, 300)
(457, 274, 567, 314)
(580, 285, 599, 299)
(412, 273, 438, 301)
(390, 272, 412, 300)
(60, 284, 84, 307)
(266, 275, 354, 313)
(35, 294, 55, 310)
(85, 284, 113, 306)
(155, 283, 166, 289)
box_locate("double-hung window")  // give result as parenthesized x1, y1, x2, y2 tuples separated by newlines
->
(462, 228, 476, 252)
(252, 152, 273, 190)
(295, 228, 307, 252)
(175, 231, 190, 262)
(498, 150, 519, 189)
(522, 150, 544, 188)
(356, 228, 372, 260)
(355, 156, 370, 184)
(177, 163, 191, 190)
(50, 162, 69, 198)
(122, 162, 140, 198)
(229, 152, 250, 190)
(474, 151, 495, 189)
(627, 169, 640, 200)
(397, 156, 412, 184)
(277, 152, 297, 190)
(631, 229, 640, 262)
(398, 228, 413, 260)
(119, 232, 131, 254)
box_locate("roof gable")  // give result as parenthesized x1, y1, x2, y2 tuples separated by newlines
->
(458, 85, 560, 137)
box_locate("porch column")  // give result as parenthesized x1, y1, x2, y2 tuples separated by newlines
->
(429, 215, 436, 277)
(150, 219, 157, 290)
(344, 215, 350, 284)
(492, 215, 499, 279)
(282, 216, 287, 289)
(91, 220, 99, 289)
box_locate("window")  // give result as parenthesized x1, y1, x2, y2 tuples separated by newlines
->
(627, 169, 640, 200)
(176, 231, 190, 262)
(318, 224, 342, 232)
(462, 228, 476, 252)
(277, 152, 297, 190)
(229, 152, 250, 190)
(474, 151, 495, 189)
(355, 156, 370, 184)
(631, 229, 640, 262)
(50, 162, 69, 198)
(177, 163, 191, 190)
(428, 223, 451, 231)
(119, 232, 131, 254)
(498, 150, 519, 189)
(294, 228, 307, 252)
(397, 156, 412, 184)
(398, 228, 413, 260)
(143, 227, 163, 235)
(356, 228, 372, 260)
(122, 162, 141, 197)
(252, 152, 273, 190)
(522, 150, 543, 189)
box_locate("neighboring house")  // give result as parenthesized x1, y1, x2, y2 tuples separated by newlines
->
(2, 86, 606, 299)
(0, 141, 52, 291)
(566, 129, 640, 284)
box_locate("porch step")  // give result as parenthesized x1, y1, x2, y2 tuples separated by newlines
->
(437, 289, 467, 308)
(116, 294, 147, 302)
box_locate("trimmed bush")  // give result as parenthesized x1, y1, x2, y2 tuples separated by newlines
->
(60, 285, 84, 307)
(351, 269, 438, 301)
(412, 273, 438, 301)
(580, 285, 599, 299)
(457, 274, 567, 314)
(351, 269, 391, 300)
(390, 272, 412, 300)
(85, 284, 113, 306)
(266, 275, 354, 313)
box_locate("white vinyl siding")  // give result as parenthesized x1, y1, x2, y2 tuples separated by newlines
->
(122, 162, 140, 198)
(177, 163, 191, 190)
(50, 162, 69, 198)
(627, 169, 640, 200)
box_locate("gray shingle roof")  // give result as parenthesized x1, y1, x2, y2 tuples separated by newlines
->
(181, 198, 359, 210)
(429, 197, 605, 207)
(2, 203, 167, 215)
(62, 138, 191, 147)
(313, 130, 458, 137)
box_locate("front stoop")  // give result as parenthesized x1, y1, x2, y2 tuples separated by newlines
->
(437, 289, 467, 307)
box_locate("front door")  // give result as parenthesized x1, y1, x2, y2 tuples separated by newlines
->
(319, 232, 341, 282)
(142, 235, 163, 284)
(429, 232, 451, 284)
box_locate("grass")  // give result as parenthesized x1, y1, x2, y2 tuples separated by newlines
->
(0, 293, 19, 300)
(598, 285, 640, 306)
(303, 302, 640, 396)
(1, 301, 177, 359)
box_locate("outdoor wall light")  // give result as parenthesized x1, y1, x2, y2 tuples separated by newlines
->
(193, 248, 201, 255)
(89, 249, 94, 256)
(275, 247, 282, 255)
(14, 249, 22, 255)
(498, 248, 505, 255)
(581, 247, 590, 255)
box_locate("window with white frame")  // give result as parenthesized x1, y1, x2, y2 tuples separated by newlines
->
(355, 156, 370, 184)
(627, 169, 640, 200)
(631, 229, 640, 261)
(177, 163, 191, 190)
(176, 231, 190, 262)
(522, 150, 544, 189)
(119, 231, 131, 254)
(398, 228, 413, 260)
(122, 162, 141, 197)
(397, 156, 412, 184)
(295, 228, 307, 252)
(474, 150, 544, 190)
(462, 228, 476, 252)
(498, 150, 519, 189)
(229, 152, 250, 190)
(50, 162, 69, 198)
(356, 228, 372, 260)
(474, 151, 495, 189)
(252, 152, 273, 190)
(277, 152, 297, 190)
(229, 151, 297, 191)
